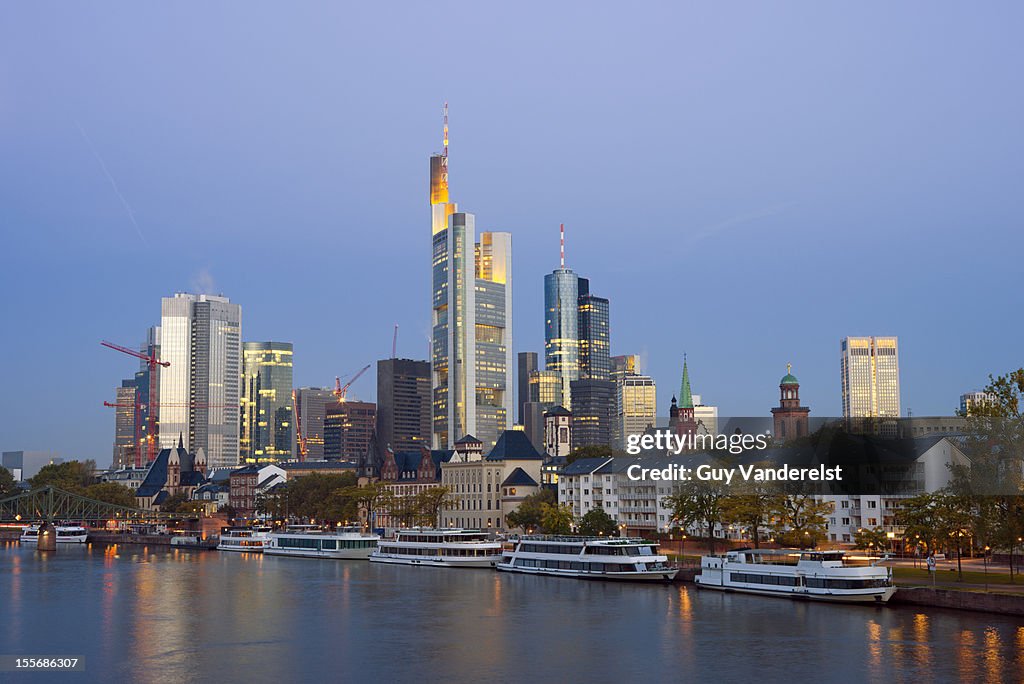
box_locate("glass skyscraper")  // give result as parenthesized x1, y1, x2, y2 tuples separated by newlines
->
(577, 277, 610, 381)
(241, 341, 294, 463)
(430, 113, 513, 450)
(544, 267, 579, 409)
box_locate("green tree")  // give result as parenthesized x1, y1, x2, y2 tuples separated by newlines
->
(663, 479, 727, 553)
(719, 477, 784, 549)
(0, 466, 18, 499)
(415, 486, 454, 527)
(159, 491, 190, 512)
(540, 503, 575, 534)
(578, 508, 617, 536)
(853, 526, 889, 553)
(343, 482, 394, 530)
(505, 489, 557, 532)
(770, 495, 832, 549)
(28, 460, 97, 493)
(566, 445, 614, 465)
(83, 482, 137, 507)
(282, 472, 359, 522)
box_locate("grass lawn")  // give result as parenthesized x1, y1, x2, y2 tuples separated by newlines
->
(893, 566, 1021, 586)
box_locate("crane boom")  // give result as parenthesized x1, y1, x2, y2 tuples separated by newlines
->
(102, 340, 168, 467)
(333, 364, 371, 401)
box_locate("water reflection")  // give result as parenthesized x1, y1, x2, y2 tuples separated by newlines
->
(1, 545, 1023, 683)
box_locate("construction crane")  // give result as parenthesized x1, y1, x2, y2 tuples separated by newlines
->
(333, 364, 371, 402)
(101, 340, 169, 467)
(292, 389, 308, 459)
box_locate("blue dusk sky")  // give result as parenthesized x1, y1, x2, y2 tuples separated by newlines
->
(2, 3, 1022, 461)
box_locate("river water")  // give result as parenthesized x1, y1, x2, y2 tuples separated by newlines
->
(1, 542, 1022, 682)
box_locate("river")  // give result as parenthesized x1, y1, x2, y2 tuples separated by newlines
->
(2, 542, 1022, 682)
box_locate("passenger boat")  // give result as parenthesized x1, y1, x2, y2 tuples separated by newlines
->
(20, 525, 88, 544)
(369, 528, 502, 568)
(695, 548, 896, 603)
(497, 535, 678, 582)
(266, 525, 380, 560)
(215, 526, 273, 553)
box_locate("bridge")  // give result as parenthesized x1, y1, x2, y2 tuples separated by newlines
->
(0, 485, 177, 524)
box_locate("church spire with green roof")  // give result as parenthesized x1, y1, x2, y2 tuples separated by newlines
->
(679, 357, 694, 409)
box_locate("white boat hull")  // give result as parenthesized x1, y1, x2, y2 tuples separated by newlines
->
(266, 548, 374, 560)
(497, 563, 677, 582)
(216, 543, 269, 553)
(694, 578, 896, 603)
(369, 554, 500, 568)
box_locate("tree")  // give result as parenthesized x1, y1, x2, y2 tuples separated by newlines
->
(853, 527, 889, 553)
(770, 495, 832, 549)
(28, 460, 96, 493)
(663, 479, 727, 553)
(83, 482, 137, 508)
(415, 487, 454, 527)
(343, 482, 394, 530)
(566, 445, 614, 465)
(505, 489, 557, 532)
(578, 508, 617, 536)
(719, 477, 784, 549)
(540, 503, 575, 534)
(0, 466, 17, 499)
(159, 491, 190, 513)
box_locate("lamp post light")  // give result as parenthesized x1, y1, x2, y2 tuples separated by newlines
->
(983, 545, 990, 591)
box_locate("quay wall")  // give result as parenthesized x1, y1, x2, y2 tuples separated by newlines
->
(890, 587, 1024, 617)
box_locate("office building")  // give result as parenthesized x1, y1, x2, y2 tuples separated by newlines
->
(576, 277, 610, 381)
(294, 388, 332, 460)
(569, 378, 615, 447)
(240, 342, 294, 464)
(377, 358, 432, 452)
(430, 109, 513, 449)
(324, 400, 376, 460)
(522, 401, 547, 453)
(960, 391, 995, 416)
(614, 375, 656, 450)
(544, 258, 579, 409)
(112, 380, 137, 469)
(158, 293, 242, 469)
(517, 351, 538, 424)
(611, 354, 640, 386)
(840, 336, 901, 419)
(1, 451, 63, 482)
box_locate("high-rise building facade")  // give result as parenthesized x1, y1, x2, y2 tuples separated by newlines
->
(840, 336, 900, 419)
(294, 388, 332, 460)
(576, 277, 610, 381)
(611, 354, 640, 386)
(614, 374, 656, 450)
(112, 380, 137, 469)
(517, 351, 538, 424)
(430, 109, 513, 450)
(324, 400, 377, 460)
(570, 378, 615, 447)
(544, 266, 579, 409)
(240, 342, 294, 464)
(158, 293, 242, 469)
(960, 391, 995, 416)
(377, 358, 432, 452)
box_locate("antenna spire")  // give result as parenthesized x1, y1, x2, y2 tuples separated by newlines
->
(443, 101, 449, 159)
(560, 223, 565, 268)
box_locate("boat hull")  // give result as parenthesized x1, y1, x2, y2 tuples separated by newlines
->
(265, 548, 374, 560)
(369, 554, 499, 568)
(497, 563, 677, 582)
(694, 578, 896, 603)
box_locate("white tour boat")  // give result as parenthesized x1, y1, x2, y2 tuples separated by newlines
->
(369, 528, 503, 568)
(695, 548, 896, 603)
(497, 535, 678, 582)
(266, 525, 380, 560)
(20, 525, 89, 544)
(216, 526, 273, 553)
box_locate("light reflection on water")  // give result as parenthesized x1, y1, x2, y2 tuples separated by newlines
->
(2, 542, 1023, 683)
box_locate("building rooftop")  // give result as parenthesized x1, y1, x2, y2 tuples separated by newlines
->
(501, 467, 539, 488)
(485, 430, 545, 461)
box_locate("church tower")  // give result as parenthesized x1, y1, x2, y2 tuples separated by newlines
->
(772, 364, 810, 443)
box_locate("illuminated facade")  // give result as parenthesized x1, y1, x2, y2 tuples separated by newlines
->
(430, 109, 513, 450)
(840, 336, 901, 419)
(544, 267, 579, 409)
(241, 342, 294, 463)
(324, 400, 376, 460)
(294, 387, 331, 460)
(113, 380, 137, 469)
(614, 374, 657, 450)
(158, 293, 242, 469)
(576, 277, 610, 381)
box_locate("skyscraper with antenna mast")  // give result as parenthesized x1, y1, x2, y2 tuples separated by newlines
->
(430, 104, 513, 449)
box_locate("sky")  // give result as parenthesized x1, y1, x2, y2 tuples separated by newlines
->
(2, 2, 1023, 462)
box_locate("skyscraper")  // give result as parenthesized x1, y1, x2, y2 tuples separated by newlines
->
(544, 257, 579, 409)
(430, 106, 513, 449)
(614, 374, 657, 450)
(324, 400, 376, 460)
(294, 387, 332, 460)
(112, 380, 137, 469)
(577, 277, 610, 381)
(569, 378, 615, 447)
(840, 336, 901, 419)
(240, 342, 294, 464)
(158, 293, 242, 469)
(377, 358, 432, 452)
(517, 351, 538, 424)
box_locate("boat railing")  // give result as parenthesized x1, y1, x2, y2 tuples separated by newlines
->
(512, 534, 653, 544)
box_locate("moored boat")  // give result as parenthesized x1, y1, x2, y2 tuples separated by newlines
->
(497, 535, 678, 581)
(20, 525, 88, 544)
(216, 526, 273, 552)
(695, 548, 895, 603)
(369, 528, 502, 568)
(266, 525, 380, 560)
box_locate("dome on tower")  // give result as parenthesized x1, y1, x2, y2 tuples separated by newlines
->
(780, 364, 798, 386)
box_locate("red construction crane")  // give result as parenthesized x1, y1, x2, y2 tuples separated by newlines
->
(333, 364, 371, 402)
(292, 389, 308, 459)
(102, 340, 169, 467)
